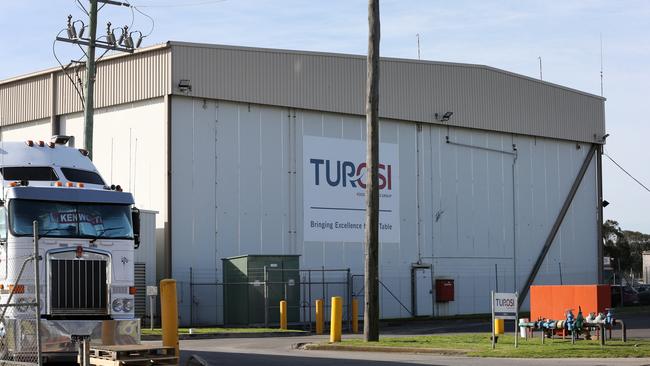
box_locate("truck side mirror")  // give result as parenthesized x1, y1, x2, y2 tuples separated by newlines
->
(132, 207, 141, 249)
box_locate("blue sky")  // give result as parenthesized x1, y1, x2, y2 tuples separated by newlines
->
(1, 0, 649, 233)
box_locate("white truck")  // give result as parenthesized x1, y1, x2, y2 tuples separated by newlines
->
(0, 138, 140, 360)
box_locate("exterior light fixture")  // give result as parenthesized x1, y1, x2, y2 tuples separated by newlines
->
(435, 111, 454, 122)
(178, 79, 192, 93)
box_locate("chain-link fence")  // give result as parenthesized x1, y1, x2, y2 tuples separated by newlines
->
(0, 247, 42, 366)
(185, 261, 639, 327)
(188, 267, 354, 330)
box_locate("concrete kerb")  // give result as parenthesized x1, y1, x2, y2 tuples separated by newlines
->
(296, 342, 469, 356)
(142, 331, 308, 341)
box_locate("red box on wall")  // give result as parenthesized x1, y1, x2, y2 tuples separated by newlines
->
(436, 279, 454, 302)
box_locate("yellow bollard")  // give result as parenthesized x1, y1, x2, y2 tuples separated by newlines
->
(351, 298, 359, 334)
(494, 318, 505, 335)
(280, 300, 288, 330)
(315, 299, 324, 335)
(330, 296, 342, 343)
(160, 279, 179, 359)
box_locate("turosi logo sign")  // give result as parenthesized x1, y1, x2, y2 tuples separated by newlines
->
(303, 136, 400, 243)
(308, 159, 393, 190)
(495, 298, 515, 307)
(493, 292, 518, 319)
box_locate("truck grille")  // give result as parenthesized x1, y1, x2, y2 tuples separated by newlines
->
(50, 259, 108, 315)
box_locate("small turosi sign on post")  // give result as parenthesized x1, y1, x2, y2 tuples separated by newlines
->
(147, 286, 158, 330)
(491, 291, 519, 349)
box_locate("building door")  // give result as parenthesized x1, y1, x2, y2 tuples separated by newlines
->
(412, 266, 433, 317)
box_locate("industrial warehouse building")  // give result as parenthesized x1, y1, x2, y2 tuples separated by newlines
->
(0, 41, 606, 326)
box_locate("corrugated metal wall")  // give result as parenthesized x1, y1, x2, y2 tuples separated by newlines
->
(170, 42, 605, 144)
(171, 96, 598, 325)
(0, 74, 51, 126)
(0, 46, 171, 126)
(2, 42, 604, 143)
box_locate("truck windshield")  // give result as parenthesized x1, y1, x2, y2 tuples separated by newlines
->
(9, 199, 133, 239)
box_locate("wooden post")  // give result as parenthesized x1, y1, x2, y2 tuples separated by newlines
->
(364, 0, 381, 343)
(83, 0, 98, 160)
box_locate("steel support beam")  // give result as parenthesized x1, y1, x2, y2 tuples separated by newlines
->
(518, 144, 597, 307)
(596, 145, 604, 284)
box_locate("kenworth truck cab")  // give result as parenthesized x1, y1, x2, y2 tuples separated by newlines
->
(0, 139, 140, 359)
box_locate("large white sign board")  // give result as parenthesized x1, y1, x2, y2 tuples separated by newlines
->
(303, 136, 400, 242)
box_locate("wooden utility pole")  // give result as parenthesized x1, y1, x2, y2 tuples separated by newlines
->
(84, 0, 98, 160)
(56, 0, 141, 159)
(364, 0, 380, 342)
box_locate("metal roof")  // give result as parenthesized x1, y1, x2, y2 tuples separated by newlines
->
(0, 41, 606, 143)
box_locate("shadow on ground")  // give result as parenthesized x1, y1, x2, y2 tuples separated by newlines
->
(179, 350, 442, 366)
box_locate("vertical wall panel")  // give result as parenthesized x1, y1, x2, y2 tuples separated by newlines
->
(171, 97, 599, 325)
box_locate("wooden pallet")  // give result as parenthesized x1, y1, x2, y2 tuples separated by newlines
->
(83, 345, 178, 366)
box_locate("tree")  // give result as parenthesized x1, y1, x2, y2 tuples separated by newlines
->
(603, 219, 650, 277)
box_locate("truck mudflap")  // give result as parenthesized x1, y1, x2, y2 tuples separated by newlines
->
(4, 318, 140, 354)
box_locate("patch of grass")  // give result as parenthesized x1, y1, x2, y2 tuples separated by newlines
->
(141, 327, 304, 336)
(342, 333, 650, 358)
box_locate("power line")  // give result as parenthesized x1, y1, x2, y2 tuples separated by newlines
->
(52, 30, 86, 105)
(133, 0, 227, 8)
(130, 5, 155, 37)
(604, 151, 650, 194)
(59, 1, 149, 159)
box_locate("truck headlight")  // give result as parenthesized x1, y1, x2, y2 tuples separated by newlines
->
(122, 299, 133, 312)
(112, 299, 123, 312)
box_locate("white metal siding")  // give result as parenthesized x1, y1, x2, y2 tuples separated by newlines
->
(59, 98, 167, 225)
(171, 97, 599, 325)
(0, 118, 51, 141)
